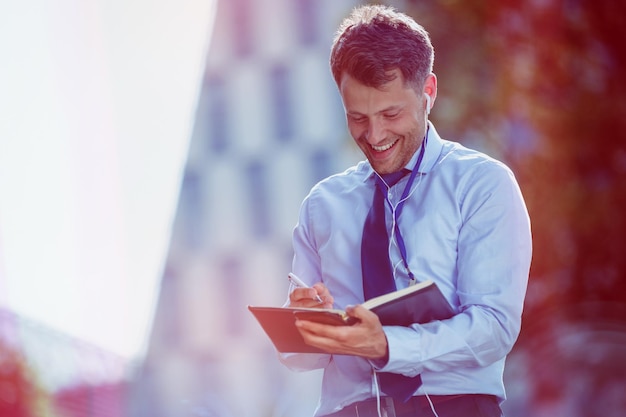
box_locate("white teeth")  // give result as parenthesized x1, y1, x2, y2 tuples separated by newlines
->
(372, 139, 397, 152)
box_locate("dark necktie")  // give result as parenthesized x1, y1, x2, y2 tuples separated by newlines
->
(361, 170, 422, 403)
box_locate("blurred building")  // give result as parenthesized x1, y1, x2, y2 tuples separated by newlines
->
(130, 1, 361, 417)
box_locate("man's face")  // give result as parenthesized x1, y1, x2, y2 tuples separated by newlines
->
(339, 70, 430, 175)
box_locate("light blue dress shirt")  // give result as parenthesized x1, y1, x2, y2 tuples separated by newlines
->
(280, 123, 532, 416)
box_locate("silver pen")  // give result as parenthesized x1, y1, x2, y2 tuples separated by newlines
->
(288, 273, 324, 303)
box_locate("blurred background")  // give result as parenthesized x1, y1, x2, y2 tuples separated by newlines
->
(1, 0, 625, 416)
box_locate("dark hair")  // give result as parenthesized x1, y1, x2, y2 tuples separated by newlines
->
(330, 5, 434, 90)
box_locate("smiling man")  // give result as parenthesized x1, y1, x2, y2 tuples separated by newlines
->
(279, 5, 532, 417)
(341, 68, 434, 175)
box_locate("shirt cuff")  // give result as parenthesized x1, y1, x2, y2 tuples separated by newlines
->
(372, 326, 424, 376)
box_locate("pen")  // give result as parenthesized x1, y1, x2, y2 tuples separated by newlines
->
(288, 273, 324, 303)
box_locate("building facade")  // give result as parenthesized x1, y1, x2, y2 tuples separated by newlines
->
(132, 1, 361, 416)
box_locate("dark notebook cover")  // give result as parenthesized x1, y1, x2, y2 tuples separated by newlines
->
(370, 283, 454, 327)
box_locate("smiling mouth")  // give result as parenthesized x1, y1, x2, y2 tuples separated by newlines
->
(371, 138, 399, 152)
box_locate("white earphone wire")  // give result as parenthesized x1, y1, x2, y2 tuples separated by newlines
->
(385, 174, 422, 281)
(422, 388, 441, 417)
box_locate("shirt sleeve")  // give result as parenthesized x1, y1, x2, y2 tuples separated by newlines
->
(278, 190, 333, 371)
(378, 161, 532, 376)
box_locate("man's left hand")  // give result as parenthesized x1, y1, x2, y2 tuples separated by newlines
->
(294, 304, 388, 360)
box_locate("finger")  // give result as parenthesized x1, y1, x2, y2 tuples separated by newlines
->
(298, 319, 360, 345)
(312, 283, 334, 307)
(345, 305, 382, 328)
(290, 287, 314, 301)
(296, 320, 368, 356)
(312, 282, 329, 297)
(345, 304, 368, 319)
(290, 288, 328, 308)
(296, 327, 335, 354)
(296, 321, 346, 350)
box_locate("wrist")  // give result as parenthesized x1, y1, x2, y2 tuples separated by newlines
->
(370, 335, 390, 368)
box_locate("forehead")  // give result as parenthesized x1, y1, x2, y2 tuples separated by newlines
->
(339, 71, 417, 114)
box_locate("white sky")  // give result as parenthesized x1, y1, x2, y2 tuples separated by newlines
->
(0, 0, 215, 359)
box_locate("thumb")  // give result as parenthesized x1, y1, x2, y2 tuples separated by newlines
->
(345, 304, 375, 321)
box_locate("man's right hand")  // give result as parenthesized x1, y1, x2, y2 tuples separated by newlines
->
(288, 283, 334, 309)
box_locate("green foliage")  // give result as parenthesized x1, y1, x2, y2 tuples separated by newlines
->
(398, 0, 626, 313)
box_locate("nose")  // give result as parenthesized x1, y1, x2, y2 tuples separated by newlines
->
(365, 118, 384, 144)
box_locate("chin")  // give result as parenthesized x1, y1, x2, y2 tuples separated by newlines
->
(371, 162, 397, 175)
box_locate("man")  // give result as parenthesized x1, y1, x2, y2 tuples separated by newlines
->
(280, 5, 531, 417)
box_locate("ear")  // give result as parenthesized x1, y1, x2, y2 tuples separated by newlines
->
(423, 73, 437, 112)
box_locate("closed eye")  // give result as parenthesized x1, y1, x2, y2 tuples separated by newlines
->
(347, 114, 367, 124)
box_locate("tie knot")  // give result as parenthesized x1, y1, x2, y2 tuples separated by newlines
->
(379, 169, 409, 188)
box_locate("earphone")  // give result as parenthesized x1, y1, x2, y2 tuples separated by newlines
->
(424, 93, 431, 116)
